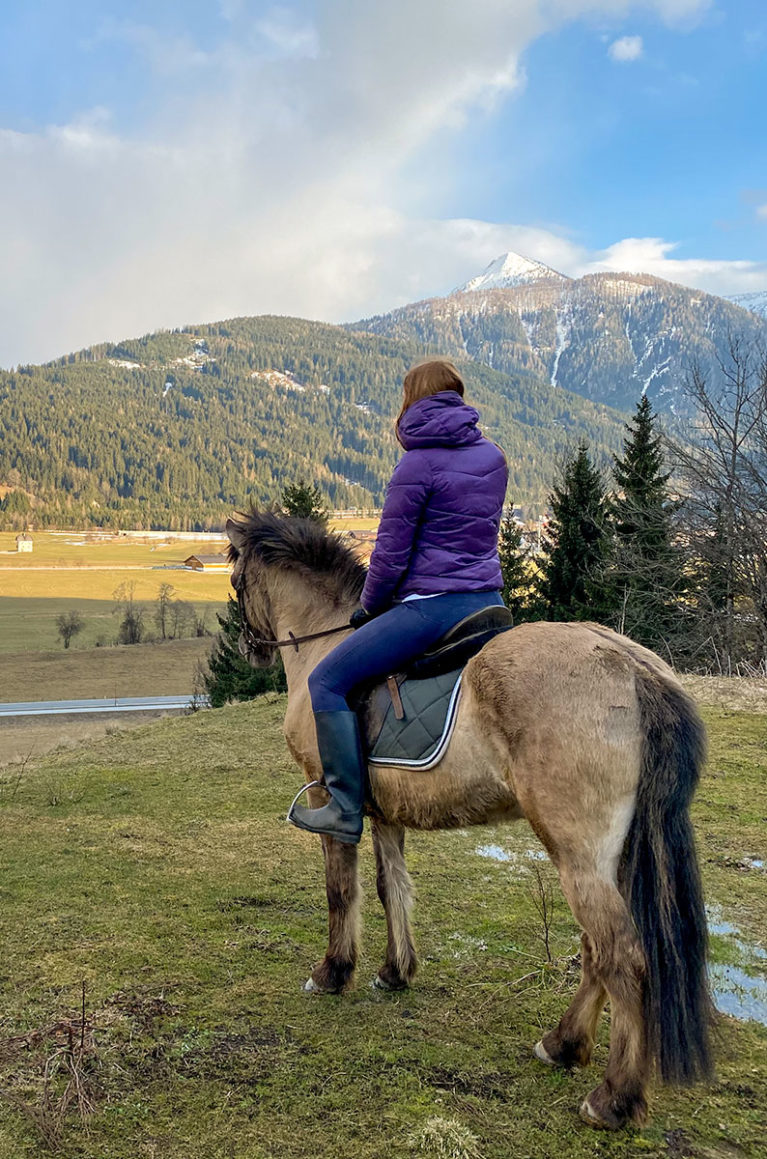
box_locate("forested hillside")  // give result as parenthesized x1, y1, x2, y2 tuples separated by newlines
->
(0, 316, 626, 530)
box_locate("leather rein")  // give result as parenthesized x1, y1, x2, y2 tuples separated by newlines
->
(236, 588, 350, 654)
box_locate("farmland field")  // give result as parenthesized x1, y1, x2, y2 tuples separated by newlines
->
(0, 687, 765, 1158)
(0, 531, 231, 655)
(0, 638, 213, 703)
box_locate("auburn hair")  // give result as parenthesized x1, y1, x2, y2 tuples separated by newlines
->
(395, 359, 465, 441)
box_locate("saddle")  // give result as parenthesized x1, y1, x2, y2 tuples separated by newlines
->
(357, 605, 513, 769)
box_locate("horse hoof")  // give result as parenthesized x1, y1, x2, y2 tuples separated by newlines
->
(579, 1098, 616, 1131)
(534, 1039, 557, 1066)
(303, 977, 322, 993)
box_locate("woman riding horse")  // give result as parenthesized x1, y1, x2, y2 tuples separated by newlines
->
(288, 358, 508, 845)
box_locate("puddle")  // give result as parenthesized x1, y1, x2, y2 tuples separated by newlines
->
(707, 908, 767, 1026)
(709, 963, 767, 1025)
(476, 844, 513, 862)
(475, 844, 548, 865)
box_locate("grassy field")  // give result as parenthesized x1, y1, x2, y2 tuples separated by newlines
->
(0, 597, 228, 654)
(0, 690, 765, 1158)
(0, 710, 189, 771)
(0, 531, 230, 654)
(0, 638, 213, 704)
(0, 531, 230, 569)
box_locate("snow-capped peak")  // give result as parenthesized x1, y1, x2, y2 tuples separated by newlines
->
(456, 251, 570, 293)
(726, 290, 767, 322)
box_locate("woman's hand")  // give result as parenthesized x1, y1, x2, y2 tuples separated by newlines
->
(349, 607, 373, 630)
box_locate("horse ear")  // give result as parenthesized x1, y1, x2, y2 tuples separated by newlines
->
(226, 518, 247, 554)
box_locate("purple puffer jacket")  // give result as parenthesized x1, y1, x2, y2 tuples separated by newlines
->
(361, 391, 508, 614)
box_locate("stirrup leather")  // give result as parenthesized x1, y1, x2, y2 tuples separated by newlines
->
(287, 779, 322, 823)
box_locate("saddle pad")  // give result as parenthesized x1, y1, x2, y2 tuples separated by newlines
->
(368, 668, 463, 770)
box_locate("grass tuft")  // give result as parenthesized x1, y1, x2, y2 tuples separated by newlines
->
(408, 1116, 483, 1159)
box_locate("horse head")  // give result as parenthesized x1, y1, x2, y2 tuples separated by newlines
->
(226, 516, 279, 669)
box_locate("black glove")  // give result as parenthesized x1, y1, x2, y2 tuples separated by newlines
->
(349, 607, 373, 629)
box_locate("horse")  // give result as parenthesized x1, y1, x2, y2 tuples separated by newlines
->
(225, 510, 714, 1131)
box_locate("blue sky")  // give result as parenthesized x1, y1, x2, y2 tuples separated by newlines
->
(0, 0, 765, 366)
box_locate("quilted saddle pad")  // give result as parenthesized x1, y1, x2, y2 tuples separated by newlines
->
(367, 667, 463, 770)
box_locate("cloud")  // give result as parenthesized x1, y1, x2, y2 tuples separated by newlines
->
(0, 0, 718, 366)
(757, 204, 767, 221)
(574, 236, 767, 297)
(255, 7, 320, 59)
(608, 35, 644, 61)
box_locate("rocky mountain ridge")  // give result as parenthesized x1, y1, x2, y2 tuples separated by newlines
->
(354, 255, 767, 414)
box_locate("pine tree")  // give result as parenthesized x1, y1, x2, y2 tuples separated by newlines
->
(498, 512, 531, 621)
(203, 597, 287, 707)
(537, 441, 612, 621)
(609, 395, 682, 647)
(281, 480, 328, 523)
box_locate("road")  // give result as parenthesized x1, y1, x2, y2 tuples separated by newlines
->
(0, 695, 209, 718)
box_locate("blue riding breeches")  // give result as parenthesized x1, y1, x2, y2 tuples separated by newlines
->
(308, 590, 504, 714)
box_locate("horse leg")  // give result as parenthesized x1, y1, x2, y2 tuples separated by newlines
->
(371, 820, 417, 990)
(557, 871, 649, 1129)
(305, 826, 361, 994)
(534, 931, 606, 1068)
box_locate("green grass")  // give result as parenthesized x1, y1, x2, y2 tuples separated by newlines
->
(0, 699, 765, 1158)
(0, 598, 228, 654)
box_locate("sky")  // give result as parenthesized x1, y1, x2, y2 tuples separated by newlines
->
(0, 0, 765, 367)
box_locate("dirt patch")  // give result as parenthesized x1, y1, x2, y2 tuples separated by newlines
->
(427, 1064, 522, 1100)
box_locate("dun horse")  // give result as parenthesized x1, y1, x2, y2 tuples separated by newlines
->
(227, 511, 713, 1131)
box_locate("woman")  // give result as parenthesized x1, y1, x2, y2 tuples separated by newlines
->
(289, 359, 508, 844)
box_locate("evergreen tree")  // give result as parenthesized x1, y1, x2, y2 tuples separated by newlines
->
(609, 395, 683, 647)
(498, 512, 531, 621)
(281, 480, 328, 523)
(203, 480, 327, 706)
(537, 441, 612, 621)
(203, 597, 287, 707)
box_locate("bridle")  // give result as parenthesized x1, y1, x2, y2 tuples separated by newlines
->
(235, 585, 350, 654)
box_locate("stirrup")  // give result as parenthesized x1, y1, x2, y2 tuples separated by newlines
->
(287, 780, 322, 823)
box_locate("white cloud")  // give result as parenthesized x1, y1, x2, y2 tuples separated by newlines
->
(573, 236, 767, 297)
(256, 7, 320, 59)
(0, 0, 718, 366)
(757, 204, 767, 221)
(608, 35, 644, 61)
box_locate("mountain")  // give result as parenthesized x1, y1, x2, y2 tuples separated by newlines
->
(456, 252, 568, 292)
(0, 316, 626, 531)
(5, 252, 765, 531)
(726, 290, 767, 321)
(354, 254, 767, 415)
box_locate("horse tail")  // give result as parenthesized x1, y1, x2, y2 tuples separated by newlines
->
(621, 669, 715, 1085)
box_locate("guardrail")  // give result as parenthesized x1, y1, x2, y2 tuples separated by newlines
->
(0, 695, 210, 718)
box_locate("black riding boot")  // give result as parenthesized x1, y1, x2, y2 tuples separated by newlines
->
(288, 711, 365, 844)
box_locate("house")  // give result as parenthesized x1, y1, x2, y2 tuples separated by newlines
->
(15, 532, 33, 553)
(184, 553, 230, 572)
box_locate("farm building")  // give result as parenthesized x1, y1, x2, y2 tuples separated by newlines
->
(184, 553, 230, 572)
(15, 533, 33, 553)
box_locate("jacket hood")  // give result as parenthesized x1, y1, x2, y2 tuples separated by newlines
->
(397, 391, 483, 450)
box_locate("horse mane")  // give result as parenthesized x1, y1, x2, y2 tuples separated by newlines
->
(228, 510, 366, 604)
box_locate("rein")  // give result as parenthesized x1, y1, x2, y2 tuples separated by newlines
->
(236, 589, 350, 654)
